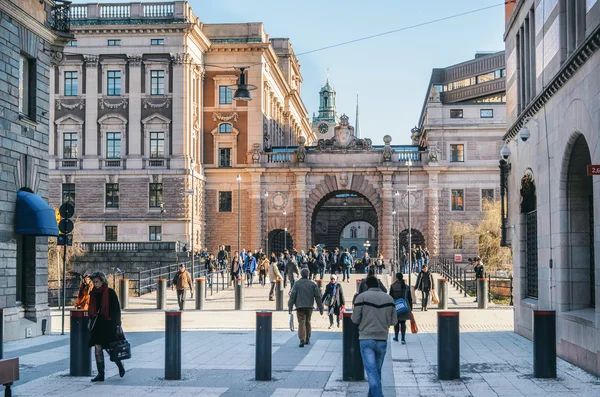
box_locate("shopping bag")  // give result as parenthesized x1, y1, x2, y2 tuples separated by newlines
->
(431, 289, 439, 305)
(410, 312, 419, 334)
(339, 306, 346, 321)
(289, 313, 295, 332)
(109, 326, 132, 361)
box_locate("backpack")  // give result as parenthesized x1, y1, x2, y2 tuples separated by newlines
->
(394, 287, 409, 315)
(343, 253, 352, 266)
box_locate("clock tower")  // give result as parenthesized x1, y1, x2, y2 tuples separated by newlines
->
(312, 79, 337, 139)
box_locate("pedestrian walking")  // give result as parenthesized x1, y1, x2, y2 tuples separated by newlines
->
(230, 255, 241, 282)
(288, 268, 324, 347)
(246, 252, 257, 286)
(473, 256, 485, 302)
(298, 249, 309, 269)
(171, 263, 193, 310)
(351, 276, 396, 397)
(308, 248, 319, 280)
(375, 252, 385, 275)
(389, 272, 412, 344)
(329, 248, 340, 275)
(322, 274, 345, 328)
(217, 245, 229, 272)
(278, 252, 287, 288)
(268, 254, 283, 301)
(415, 264, 434, 311)
(357, 267, 388, 295)
(74, 272, 93, 310)
(317, 249, 327, 280)
(340, 248, 353, 283)
(206, 253, 217, 287)
(285, 254, 300, 290)
(88, 272, 125, 382)
(423, 247, 430, 267)
(258, 253, 269, 286)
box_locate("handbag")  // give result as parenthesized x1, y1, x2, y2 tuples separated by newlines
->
(339, 306, 345, 321)
(431, 289, 439, 304)
(88, 313, 99, 332)
(289, 313, 295, 332)
(410, 312, 419, 334)
(109, 326, 132, 362)
(394, 288, 409, 315)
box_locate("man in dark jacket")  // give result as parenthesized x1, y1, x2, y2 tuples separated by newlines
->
(357, 267, 387, 295)
(473, 256, 485, 302)
(288, 268, 324, 347)
(415, 264, 434, 311)
(329, 248, 340, 275)
(217, 245, 229, 271)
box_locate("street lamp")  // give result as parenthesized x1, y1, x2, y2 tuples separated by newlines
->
(283, 210, 287, 252)
(160, 203, 165, 241)
(392, 210, 396, 274)
(264, 191, 269, 255)
(363, 240, 371, 256)
(395, 190, 401, 273)
(406, 158, 413, 287)
(190, 159, 195, 278)
(237, 174, 241, 255)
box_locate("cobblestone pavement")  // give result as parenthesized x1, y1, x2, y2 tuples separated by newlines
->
(6, 273, 597, 396)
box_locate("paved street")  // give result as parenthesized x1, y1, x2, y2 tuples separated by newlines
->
(3, 273, 598, 396)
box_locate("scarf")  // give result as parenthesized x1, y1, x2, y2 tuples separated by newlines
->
(88, 284, 111, 320)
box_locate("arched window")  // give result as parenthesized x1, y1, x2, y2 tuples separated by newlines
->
(219, 123, 232, 133)
(368, 227, 373, 239)
(350, 227, 357, 238)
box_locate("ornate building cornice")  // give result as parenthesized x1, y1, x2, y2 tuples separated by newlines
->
(84, 55, 98, 68)
(127, 54, 142, 67)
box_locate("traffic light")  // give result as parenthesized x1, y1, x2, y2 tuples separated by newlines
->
(57, 202, 75, 246)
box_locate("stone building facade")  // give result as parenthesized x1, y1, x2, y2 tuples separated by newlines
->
(0, 0, 71, 340)
(503, 0, 600, 376)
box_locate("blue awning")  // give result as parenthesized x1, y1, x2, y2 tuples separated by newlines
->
(16, 190, 59, 237)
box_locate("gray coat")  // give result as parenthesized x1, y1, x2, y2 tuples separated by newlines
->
(288, 277, 324, 311)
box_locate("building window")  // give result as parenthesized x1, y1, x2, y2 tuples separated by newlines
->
(64, 71, 78, 96)
(105, 183, 119, 208)
(107, 71, 121, 96)
(481, 189, 495, 207)
(368, 227, 373, 239)
(108, 39, 121, 46)
(565, 0, 586, 56)
(66, 40, 77, 47)
(219, 148, 231, 168)
(106, 132, 121, 159)
(350, 227, 357, 238)
(105, 226, 118, 241)
(19, 55, 36, 120)
(63, 133, 78, 159)
(451, 189, 464, 211)
(450, 144, 464, 162)
(480, 109, 493, 118)
(151, 39, 164, 45)
(150, 132, 165, 158)
(150, 70, 164, 95)
(516, 7, 536, 112)
(433, 84, 444, 93)
(149, 183, 163, 208)
(453, 235, 463, 250)
(149, 226, 162, 241)
(219, 86, 232, 104)
(62, 183, 75, 205)
(450, 109, 463, 119)
(219, 123, 232, 133)
(219, 191, 232, 212)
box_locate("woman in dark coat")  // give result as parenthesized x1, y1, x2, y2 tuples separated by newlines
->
(88, 271, 124, 382)
(415, 264, 435, 311)
(322, 275, 345, 328)
(389, 272, 413, 344)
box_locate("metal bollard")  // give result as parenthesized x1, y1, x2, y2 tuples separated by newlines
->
(437, 278, 448, 310)
(275, 280, 284, 311)
(235, 278, 245, 310)
(533, 310, 556, 378)
(157, 279, 167, 310)
(70, 310, 91, 376)
(119, 278, 129, 310)
(438, 312, 460, 380)
(477, 278, 488, 309)
(255, 311, 272, 381)
(164, 310, 181, 380)
(195, 278, 205, 310)
(342, 309, 364, 381)
(0, 308, 3, 359)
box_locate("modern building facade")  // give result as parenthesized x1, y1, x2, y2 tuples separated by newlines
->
(0, 0, 71, 340)
(415, 51, 507, 262)
(503, 0, 600, 376)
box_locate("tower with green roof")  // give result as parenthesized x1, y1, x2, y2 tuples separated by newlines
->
(312, 79, 338, 139)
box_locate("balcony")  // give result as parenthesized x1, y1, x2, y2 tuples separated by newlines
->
(143, 158, 170, 169)
(49, 0, 71, 33)
(101, 159, 126, 169)
(59, 159, 80, 169)
(82, 241, 177, 252)
(69, 2, 195, 25)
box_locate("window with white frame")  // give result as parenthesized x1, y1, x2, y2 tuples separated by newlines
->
(150, 70, 164, 95)
(219, 123, 232, 133)
(64, 71, 78, 96)
(150, 132, 165, 158)
(63, 133, 78, 159)
(219, 86, 233, 104)
(107, 71, 121, 96)
(106, 132, 121, 159)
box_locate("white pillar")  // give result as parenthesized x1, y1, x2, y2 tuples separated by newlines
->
(128, 55, 143, 169)
(83, 56, 99, 169)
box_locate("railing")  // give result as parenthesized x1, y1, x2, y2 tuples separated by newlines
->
(61, 159, 79, 168)
(69, 2, 190, 23)
(69, 4, 87, 19)
(50, 0, 71, 32)
(397, 150, 423, 163)
(144, 3, 174, 17)
(81, 241, 177, 252)
(143, 158, 170, 169)
(100, 4, 131, 18)
(103, 159, 124, 168)
(265, 152, 292, 163)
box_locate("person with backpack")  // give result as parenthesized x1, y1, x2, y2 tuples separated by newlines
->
(329, 248, 340, 275)
(389, 272, 412, 344)
(317, 249, 327, 280)
(285, 254, 301, 289)
(341, 248, 353, 283)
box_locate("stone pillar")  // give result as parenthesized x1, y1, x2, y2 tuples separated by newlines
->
(83, 56, 99, 168)
(381, 173, 394, 265)
(427, 188, 440, 257)
(250, 170, 264, 250)
(128, 55, 143, 169)
(170, 53, 187, 169)
(294, 171, 309, 250)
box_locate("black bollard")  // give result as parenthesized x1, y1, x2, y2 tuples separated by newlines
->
(437, 312, 460, 380)
(477, 278, 488, 309)
(119, 279, 129, 310)
(342, 310, 364, 381)
(164, 310, 181, 380)
(70, 310, 91, 376)
(235, 278, 245, 310)
(255, 311, 272, 381)
(157, 278, 167, 310)
(437, 278, 448, 310)
(275, 280, 284, 311)
(0, 308, 3, 359)
(533, 310, 556, 378)
(195, 278, 205, 310)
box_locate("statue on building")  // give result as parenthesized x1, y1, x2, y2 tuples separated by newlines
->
(382, 135, 393, 162)
(251, 143, 262, 164)
(295, 136, 307, 163)
(428, 146, 440, 164)
(429, 85, 441, 103)
(315, 114, 373, 152)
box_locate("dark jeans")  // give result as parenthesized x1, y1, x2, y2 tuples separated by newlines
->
(394, 321, 407, 340)
(176, 289, 186, 310)
(318, 266, 325, 280)
(421, 289, 430, 308)
(259, 270, 266, 286)
(246, 271, 253, 286)
(269, 282, 276, 298)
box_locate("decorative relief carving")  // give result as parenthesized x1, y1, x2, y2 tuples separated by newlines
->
(251, 143, 262, 164)
(127, 54, 142, 67)
(271, 192, 288, 210)
(263, 122, 271, 150)
(212, 112, 238, 123)
(170, 53, 189, 65)
(399, 191, 424, 211)
(152, 175, 159, 183)
(50, 49, 65, 66)
(428, 147, 440, 164)
(56, 99, 84, 110)
(143, 98, 170, 109)
(100, 99, 128, 110)
(339, 173, 349, 188)
(65, 175, 71, 183)
(84, 55, 98, 68)
(316, 114, 372, 152)
(315, 220, 327, 233)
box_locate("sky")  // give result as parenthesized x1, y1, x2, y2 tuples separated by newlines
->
(192, 0, 507, 145)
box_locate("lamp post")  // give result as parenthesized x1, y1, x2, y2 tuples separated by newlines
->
(264, 191, 269, 255)
(283, 210, 287, 252)
(191, 159, 195, 278)
(395, 190, 401, 273)
(237, 175, 241, 255)
(392, 210, 396, 274)
(363, 240, 371, 257)
(406, 158, 413, 287)
(160, 203, 165, 241)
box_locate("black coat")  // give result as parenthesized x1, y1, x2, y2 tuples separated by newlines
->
(322, 282, 345, 315)
(415, 271, 434, 292)
(389, 281, 413, 321)
(88, 288, 121, 349)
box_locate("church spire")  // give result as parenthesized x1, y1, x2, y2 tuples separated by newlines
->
(355, 93, 360, 139)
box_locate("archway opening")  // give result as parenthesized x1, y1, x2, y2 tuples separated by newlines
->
(399, 228, 425, 253)
(311, 190, 378, 253)
(566, 135, 595, 308)
(340, 221, 378, 258)
(268, 228, 293, 255)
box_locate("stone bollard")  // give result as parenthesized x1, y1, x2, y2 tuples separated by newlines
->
(438, 312, 460, 380)
(70, 310, 91, 376)
(119, 279, 129, 310)
(275, 280, 284, 311)
(195, 277, 205, 310)
(437, 278, 448, 310)
(477, 278, 488, 309)
(157, 279, 167, 310)
(164, 310, 181, 380)
(235, 278, 245, 310)
(255, 311, 272, 381)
